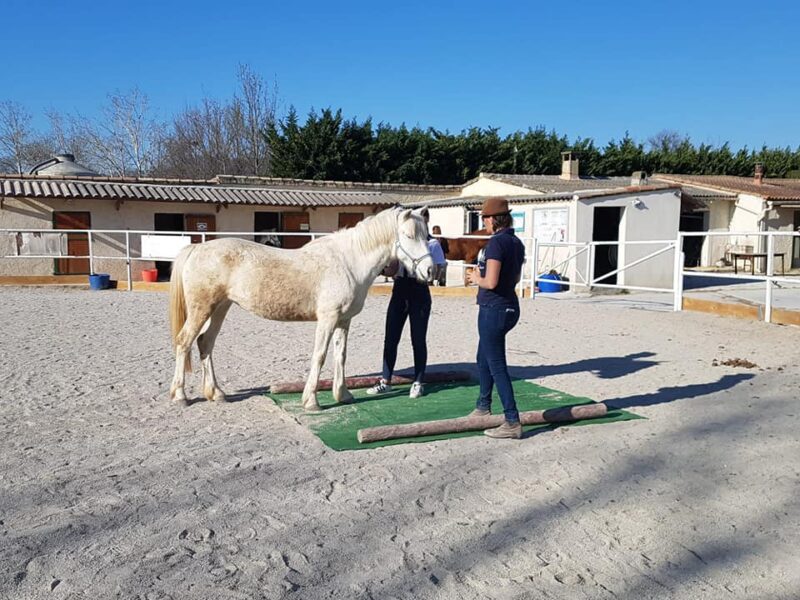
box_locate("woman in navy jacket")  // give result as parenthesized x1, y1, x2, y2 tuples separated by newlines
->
(467, 197, 526, 439)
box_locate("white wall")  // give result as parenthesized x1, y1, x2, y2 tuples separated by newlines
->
(427, 206, 467, 236)
(573, 189, 680, 289)
(700, 199, 734, 267)
(761, 204, 797, 266)
(461, 178, 544, 197)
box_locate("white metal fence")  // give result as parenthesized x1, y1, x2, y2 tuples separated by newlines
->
(677, 231, 800, 323)
(2, 228, 798, 323)
(1, 229, 330, 291)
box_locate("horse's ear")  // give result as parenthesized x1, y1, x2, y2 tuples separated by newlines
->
(414, 206, 430, 222)
(398, 208, 413, 222)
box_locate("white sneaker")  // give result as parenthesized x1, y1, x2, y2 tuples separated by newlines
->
(366, 379, 392, 395)
(409, 382, 424, 398)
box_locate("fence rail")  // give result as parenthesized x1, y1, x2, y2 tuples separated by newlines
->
(2, 228, 798, 322)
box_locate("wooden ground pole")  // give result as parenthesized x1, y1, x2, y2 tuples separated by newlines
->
(357, 403, 608, 443)
(269, 370, 472, 394)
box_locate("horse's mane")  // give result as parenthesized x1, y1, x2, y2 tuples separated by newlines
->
(308, 207, 422, 255)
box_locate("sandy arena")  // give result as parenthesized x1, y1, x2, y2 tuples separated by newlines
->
(1, 286, 798, 599)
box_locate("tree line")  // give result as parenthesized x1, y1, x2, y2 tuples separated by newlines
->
(2, 67, 799, 182)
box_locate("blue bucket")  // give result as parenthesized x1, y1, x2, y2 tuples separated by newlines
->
(538, 273, 563, 293)
(88, 273, 110, 290)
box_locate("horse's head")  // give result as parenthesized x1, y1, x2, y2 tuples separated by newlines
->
(394, 207, 435, 283)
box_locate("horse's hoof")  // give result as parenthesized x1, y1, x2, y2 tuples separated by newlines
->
(173, 395, 189, 408)
(304, 402, 322, 412)
(206, 389, 227, 403)
(335, 391, 354, 404)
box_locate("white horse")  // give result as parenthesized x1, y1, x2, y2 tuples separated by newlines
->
(169, 206, 435, 411)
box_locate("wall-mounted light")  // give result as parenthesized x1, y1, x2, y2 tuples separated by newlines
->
(632, 198, 644, 208)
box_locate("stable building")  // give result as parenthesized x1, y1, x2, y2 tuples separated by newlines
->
(655, 169, 800, 272)
(418, 153, 683, 290)
(0, 154, 458, 281)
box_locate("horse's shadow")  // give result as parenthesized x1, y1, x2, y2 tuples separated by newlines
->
(223, 386, 271, 403)
(221, 352, 656, 404)
(223, 351, 754, 412)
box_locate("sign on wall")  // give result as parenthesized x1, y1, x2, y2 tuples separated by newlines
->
(533, 208, 568, 242)
(141, 234, 192, 259)
(15, 232, 67, 256)
(511, 210, 526, 233)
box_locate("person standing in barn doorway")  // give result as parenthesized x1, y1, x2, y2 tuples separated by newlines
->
(367, 209, 446, 399)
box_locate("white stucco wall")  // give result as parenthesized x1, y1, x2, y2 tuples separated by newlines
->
(461, 178, 544, 197)
(573, 189, 680, 289)
(427, 206, 467, 236)
(765, 205, 799, 261)
(700, 199, 734, 267)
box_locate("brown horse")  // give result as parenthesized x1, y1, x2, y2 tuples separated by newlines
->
(441, 228, 490, 285)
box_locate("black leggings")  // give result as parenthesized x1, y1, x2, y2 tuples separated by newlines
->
(381, 278, 432, 383)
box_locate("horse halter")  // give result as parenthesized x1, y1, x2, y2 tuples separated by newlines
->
(395, 235, 432, 279)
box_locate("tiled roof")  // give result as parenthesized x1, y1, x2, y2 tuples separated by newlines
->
(654, 174, 800, 202)
(410, 183, 679, 210)
(756, 178, 800, 189)
(214, 174, 462, 194)
(472, 172, 635, 193)
(0, 175, 395, 207)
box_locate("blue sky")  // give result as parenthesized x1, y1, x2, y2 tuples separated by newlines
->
(5, 0, 800, 150)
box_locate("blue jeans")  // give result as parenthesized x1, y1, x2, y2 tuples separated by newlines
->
(382, 278, 431, 383)
(476, 304, 520, 423)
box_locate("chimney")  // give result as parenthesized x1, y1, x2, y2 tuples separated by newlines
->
(560, 151, 579, 180)
(754, 163, 764, 185)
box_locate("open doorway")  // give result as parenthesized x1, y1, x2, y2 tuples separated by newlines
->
(593, 206, 623, 285)
(680, 212, 706, 267)
(793, 210, 800, 269)
(154, 213, 184, 280)
(255, 212, 281, 247)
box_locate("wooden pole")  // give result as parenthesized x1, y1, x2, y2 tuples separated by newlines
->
(269, 370, 472, 394)
(357, 403, 608, 443)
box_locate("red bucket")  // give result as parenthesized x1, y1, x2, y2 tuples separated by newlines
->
(142, 268, 158, 282)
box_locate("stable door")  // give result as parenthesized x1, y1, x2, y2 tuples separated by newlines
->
(54, 211, 91, 274)
(282, 212, 311, 249)
(185, 214, 216, 244)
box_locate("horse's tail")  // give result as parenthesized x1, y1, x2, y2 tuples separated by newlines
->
(169, 244, 196, 371)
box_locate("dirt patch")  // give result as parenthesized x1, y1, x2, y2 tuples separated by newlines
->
(712, 357, 760, 368)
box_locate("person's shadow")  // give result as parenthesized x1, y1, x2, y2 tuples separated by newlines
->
(604, 373, 755, 409)
(507, 351, 659, 380)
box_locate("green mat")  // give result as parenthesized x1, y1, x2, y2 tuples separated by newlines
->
(268, 379, 642, 451)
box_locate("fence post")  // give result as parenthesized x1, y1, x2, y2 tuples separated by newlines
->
(765, 233, 774, 323)
(531, 237, 539, 299)
(673, 234, 684, 311)
(587, 242, 595, 289)
(87, 230, 94, 275)
(125, 231, 132, 291)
